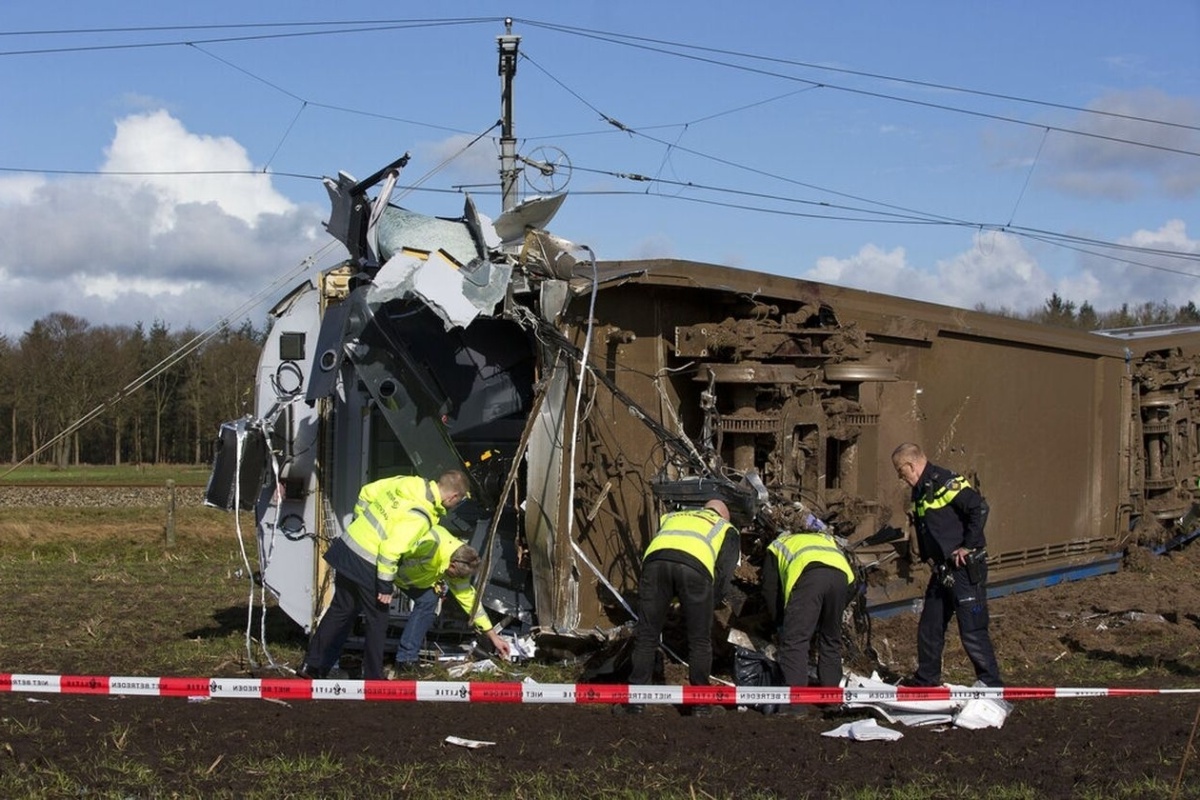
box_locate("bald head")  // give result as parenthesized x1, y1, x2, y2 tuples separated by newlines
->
(437, 470, 471, 509)
(704, 498, 731, 521)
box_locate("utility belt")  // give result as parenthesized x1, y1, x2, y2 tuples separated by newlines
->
(932, 549, 988, 588)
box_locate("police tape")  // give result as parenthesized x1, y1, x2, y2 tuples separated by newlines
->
(0, 674, 1197, 704)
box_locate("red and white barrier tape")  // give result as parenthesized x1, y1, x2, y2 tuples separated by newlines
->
(1, 674, 1195, 704)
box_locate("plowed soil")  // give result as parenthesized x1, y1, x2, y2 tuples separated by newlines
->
(2, 487, 1200, 798)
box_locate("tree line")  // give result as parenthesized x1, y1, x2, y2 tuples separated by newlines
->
(982, 295, 1200, 330)
(0, 312, 264, 468)
(3, 295, 1198, 468)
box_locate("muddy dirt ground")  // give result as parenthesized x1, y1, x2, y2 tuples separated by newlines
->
(3, 497, 1200, 797)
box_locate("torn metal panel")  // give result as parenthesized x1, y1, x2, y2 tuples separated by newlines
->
(370, 249, 512, 330)
(493, 194, 567, 246)
(375, 205, 485, 267)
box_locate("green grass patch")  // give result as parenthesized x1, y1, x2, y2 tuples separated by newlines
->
(0, 463, 212, 487)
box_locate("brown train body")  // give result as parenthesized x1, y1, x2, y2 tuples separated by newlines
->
(206, 174, 1200, 653)
(539, 258, 1199, 632)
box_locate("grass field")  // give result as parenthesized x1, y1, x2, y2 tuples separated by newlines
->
(0, 462, 213, 486)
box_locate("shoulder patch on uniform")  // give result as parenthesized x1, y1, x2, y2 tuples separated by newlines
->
(946, 478, 963, 491)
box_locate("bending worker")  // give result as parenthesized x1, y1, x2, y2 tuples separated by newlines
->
(762, 521, 856, 705)
(624, 498, 739, 714)
(387, 523, 511, 676)
(299, 469, 502, 679)
(891, 442, 1002, 688)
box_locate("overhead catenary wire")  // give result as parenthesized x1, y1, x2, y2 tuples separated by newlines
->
(0, 19, 1192, 285)
(517, 18, 1200, 152)
(515, 54, 1200, 279)
(5, 14, 1195, 142)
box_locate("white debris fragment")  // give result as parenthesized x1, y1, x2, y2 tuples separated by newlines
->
(448, 659, 498, 678)
(953, 697, 1012, 730)
(821, 719, 904, 741)
(505, 633, 537, 661)
(445, 735, 496, 749)
(841, 672, 1012, 730)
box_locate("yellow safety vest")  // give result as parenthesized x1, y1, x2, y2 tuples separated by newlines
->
(397, 525, 492, 632)
(643, 508, 733, 577)
(344, 475, 445, 585)
(768, 531, 854, 605)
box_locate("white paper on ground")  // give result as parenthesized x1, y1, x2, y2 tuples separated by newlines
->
(844, 671, 961, 719)
(953, 697, 1013, 729)
(447, 659, 497, 678)
(844, 672, 1011, 729)
(821, 719, 904, 741)
(871, 708, 955, 727)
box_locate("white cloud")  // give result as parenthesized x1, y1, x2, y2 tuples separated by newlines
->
(0, 174, 47, 206)
(1071, 219, 1200, 310)
(802, 222, 1200, 317)
(0, 111, 336, 339)
(629, 233, 676, 260)
(419, 134, 499, 187)
(103, 110, 296, 229)
(1040, 89, 1200, 199)
(803, 234, 1051, 312)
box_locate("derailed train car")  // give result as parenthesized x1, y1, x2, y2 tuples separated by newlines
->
(206, 156, 1200, 659)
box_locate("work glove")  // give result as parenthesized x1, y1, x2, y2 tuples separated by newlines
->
(802, 512, 828, 532)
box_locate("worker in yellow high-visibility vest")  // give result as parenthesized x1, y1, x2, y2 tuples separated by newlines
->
(620, 498, 740, 716)
(762, 523, 855, 713)
(298, 469, 473, 680)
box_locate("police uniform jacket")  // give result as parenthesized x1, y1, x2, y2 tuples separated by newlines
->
(911, 462, 988, 563)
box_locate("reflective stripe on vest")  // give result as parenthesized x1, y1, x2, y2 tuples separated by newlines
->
(394, 526, 446, 587)
(361, 504, 433, 541)
(644, 511, 728, 576)
(355, 477, 438, 519)
(914, 477, 971, 518)
(770, 532, 853, 604)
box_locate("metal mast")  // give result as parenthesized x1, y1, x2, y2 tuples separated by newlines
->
(497, 18, 520, 215)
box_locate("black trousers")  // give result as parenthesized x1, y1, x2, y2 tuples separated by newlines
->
(915, 566, 1002, 687)
(629, 559, 714, 686)
(303, 572, 391, 680)
(779, 566, 850, 687)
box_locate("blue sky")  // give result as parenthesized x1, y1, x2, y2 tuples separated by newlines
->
(0, 2, 1197, 338)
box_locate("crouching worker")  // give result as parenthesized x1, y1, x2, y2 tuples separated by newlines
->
(621, 499, 740, 716)
(762, 523, 856, 715)
(386, 524, 511, 677)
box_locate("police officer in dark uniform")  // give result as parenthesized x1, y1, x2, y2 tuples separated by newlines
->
(891, 442, 1002, 687)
